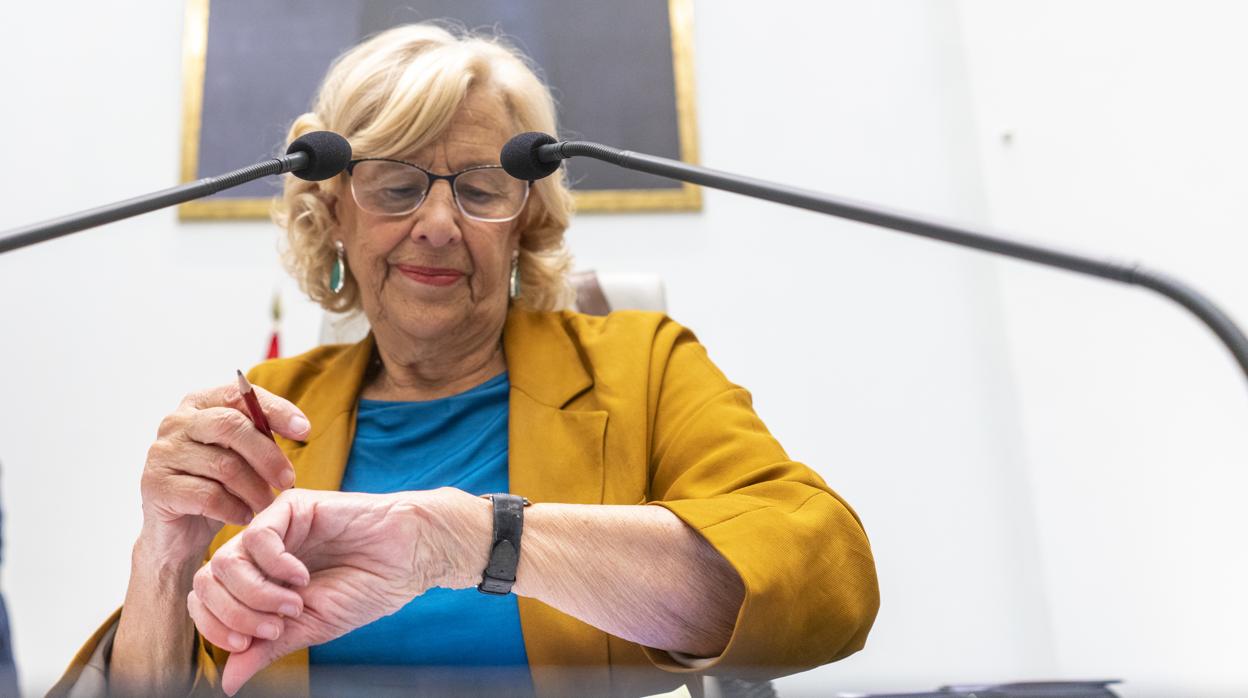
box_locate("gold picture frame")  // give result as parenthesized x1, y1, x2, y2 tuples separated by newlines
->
(177, 0, 701, 220)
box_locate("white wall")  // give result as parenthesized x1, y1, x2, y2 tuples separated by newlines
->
(957, 2, 1248, 695)
(6, 1, 1241, 696)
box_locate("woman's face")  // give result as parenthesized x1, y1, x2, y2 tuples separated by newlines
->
(336, 90, 524, 346)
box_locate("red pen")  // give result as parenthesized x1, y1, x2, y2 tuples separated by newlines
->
(236, 369, 274, 440)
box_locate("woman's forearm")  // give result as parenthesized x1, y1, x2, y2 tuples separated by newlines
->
(509, 503, 745, 658)
(110, 535, 200, 696)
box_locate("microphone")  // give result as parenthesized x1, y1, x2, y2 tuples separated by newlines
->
(501, 132, 1248, 385)
(286, 130, 353, 182)
(500, 132, 561, 181)
(0, 131, 352, 254)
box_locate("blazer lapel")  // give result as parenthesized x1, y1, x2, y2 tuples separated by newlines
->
(505, 311, 612, 696)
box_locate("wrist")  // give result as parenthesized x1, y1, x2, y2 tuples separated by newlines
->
(476, 494, 531, 595)
(396, 488, 492, 591)
(132, 527, 205, 581)
(509, 503, 547, 599)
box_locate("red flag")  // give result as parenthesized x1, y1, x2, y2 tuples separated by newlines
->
(266, 291, 281, 360)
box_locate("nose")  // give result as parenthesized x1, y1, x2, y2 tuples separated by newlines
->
(409, 179, 462, 248)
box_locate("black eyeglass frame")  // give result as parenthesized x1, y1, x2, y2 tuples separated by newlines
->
(345, 158, 532, 222)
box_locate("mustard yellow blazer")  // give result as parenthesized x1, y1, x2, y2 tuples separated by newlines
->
(52, 310, 879, 697)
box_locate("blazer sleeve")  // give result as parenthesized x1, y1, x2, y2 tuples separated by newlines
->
(44, 609, 120, 698)
(642, 318, 880, 677)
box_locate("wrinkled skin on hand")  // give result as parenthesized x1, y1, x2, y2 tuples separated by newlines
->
(187, 487, 488, 695)
(140, 382, 309, 566)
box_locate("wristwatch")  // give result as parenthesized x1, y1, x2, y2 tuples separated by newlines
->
(477, 493, 531, 595)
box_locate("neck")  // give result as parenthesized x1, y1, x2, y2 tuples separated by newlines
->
(364, 317, 508, 402)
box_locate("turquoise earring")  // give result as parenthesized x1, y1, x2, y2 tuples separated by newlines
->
(330, 240, 345, 294)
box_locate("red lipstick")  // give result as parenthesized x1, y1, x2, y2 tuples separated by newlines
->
(396, 265, 465, 287)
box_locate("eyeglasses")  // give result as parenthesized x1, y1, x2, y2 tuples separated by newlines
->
(346, 158, 530, 222)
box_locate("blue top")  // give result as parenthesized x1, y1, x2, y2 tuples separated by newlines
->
(308, 372, 532, 693)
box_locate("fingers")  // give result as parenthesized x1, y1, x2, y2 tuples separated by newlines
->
(184, 382, 312, 441)
(222, 639, 282, 697)
(187, 588, 252, 653)
(187, 591, 288, 697)
(185, 407, 295, 491)
(192, 564, 286, 644)
(247, 384, 313, 441)
(242, 508, 310, 587)
(153, 475, 253, 527)
(165, 442, 277, 515)
(210, 547, 305, 617)
(192, 526, 304, 698)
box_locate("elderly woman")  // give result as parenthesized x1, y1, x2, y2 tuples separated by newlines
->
(52, 23, 878, 698)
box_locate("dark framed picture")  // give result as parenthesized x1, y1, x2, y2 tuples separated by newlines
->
(177, 0, 701, 219)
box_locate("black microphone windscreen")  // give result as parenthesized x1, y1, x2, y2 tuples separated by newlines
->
(287, 131, 352, 181)
(501, 132, 561, 181)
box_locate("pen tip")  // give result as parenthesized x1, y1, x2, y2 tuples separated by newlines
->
(236, 369, 252, 394)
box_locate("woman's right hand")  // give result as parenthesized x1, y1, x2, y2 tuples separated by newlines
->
(138, 382, 312, 566)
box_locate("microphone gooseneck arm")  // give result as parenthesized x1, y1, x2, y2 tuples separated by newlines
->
(527, 137, 1248, 384)
(0, 154, 306, 254)
(0, 131, 352, 255)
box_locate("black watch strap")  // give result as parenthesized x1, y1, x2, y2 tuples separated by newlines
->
(477, 493, 530, 595)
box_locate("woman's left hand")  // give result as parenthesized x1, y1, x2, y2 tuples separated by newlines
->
(186, 487, 490, 696)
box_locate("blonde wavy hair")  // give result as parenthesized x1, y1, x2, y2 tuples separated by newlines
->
(273, 23, 576, 312)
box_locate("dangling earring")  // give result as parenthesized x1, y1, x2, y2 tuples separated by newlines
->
(330, 240, 346, 294)
(508, 253, 520, 300)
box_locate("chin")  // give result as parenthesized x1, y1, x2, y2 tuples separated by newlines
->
(389, 303, 470, 339)
(367, 284, 508, 342)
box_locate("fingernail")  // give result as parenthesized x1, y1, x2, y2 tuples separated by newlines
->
(257, 622, 281, 640)
(228, 632, 249, 650)
(289, 415, 310, 435)
(280, 468, 295, 489)
(279, 603, 300, 618)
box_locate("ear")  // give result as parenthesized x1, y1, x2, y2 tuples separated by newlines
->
(326, 199, 353, 244)
(319, 178, 348, 226)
